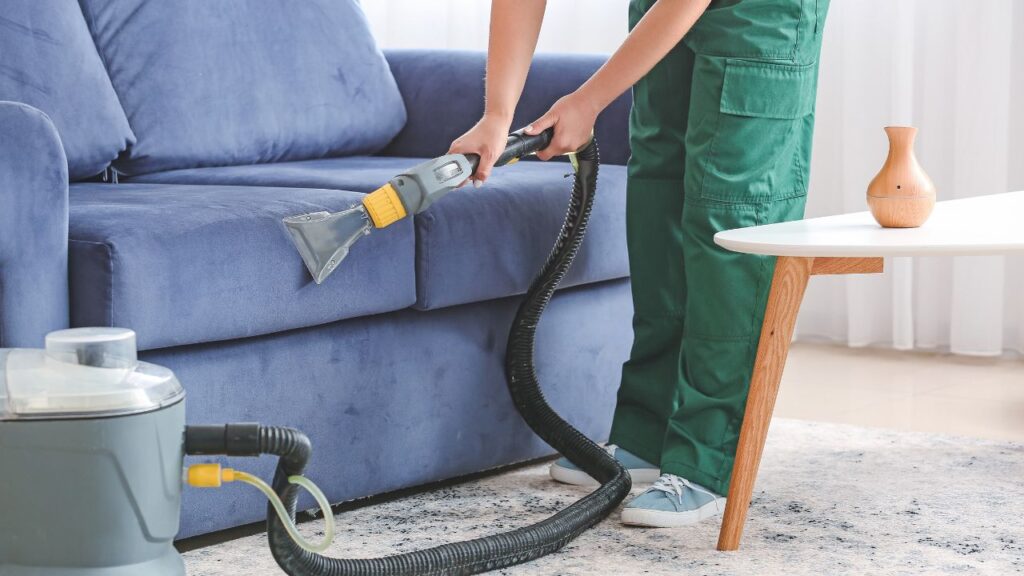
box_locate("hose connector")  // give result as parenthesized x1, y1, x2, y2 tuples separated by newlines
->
(362, 183, 407, 228)
(186, 463, 236, 487)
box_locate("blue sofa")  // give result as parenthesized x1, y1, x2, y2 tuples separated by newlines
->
(0, 0, 633, 538)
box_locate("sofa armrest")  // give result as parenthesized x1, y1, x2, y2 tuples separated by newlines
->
(382, 50, 631, 165)
(0, 101, 69, 347)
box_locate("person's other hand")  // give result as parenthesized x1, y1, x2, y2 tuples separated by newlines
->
(448, 114, 513, 186)
(524, 90, 599, 161)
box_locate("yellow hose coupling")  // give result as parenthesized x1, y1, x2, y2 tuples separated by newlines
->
(362, 183, 407, 228)
(187, 463, 236, 488)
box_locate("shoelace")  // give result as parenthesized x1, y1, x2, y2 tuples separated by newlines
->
(650, 474, 724, 511)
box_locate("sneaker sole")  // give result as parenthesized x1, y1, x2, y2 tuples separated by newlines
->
(620, 498, 727, 528)
(549, 463, 661, 487)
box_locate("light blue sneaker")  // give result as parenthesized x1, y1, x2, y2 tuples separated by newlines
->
(620, 474, 726, 527)
(549, 444, 660, 486)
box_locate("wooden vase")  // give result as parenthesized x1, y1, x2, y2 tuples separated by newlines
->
(867, 126, 936, 228)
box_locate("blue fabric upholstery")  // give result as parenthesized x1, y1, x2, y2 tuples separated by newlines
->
(382, 50, 632, 166)
(145, 279, 632, 538)
(128, 157, 629, 310)
(412, 160, 628, 310)
(0, 102, 69, 347)
(68, 183, 416, 350)
(77, 0, 406, 176)
(0, 1, 135, 180)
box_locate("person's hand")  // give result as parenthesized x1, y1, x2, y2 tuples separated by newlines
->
(524, 90, 600, 161)
(448, 113, 513, 186)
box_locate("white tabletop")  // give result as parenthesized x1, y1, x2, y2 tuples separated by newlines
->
(714, 191, 1024, 257)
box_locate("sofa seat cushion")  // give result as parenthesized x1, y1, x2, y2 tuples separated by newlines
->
(410, 160, 629, 310)
(130, 157, 630, 310)
(0, 0, 135, 180)
(78, 0, 405, 176)
(69, 183, 416, 350)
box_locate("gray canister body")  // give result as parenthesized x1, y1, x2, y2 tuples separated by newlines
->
(0, 395, 186, 575)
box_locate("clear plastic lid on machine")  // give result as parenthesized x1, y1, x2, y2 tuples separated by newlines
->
(0, 328, 184, 420)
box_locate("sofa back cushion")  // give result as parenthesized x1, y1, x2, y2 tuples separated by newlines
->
(0, 0, 135, 180)
(78, 0, 406, 176)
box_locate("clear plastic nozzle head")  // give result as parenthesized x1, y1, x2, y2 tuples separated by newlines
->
(45, 327, 138, 369)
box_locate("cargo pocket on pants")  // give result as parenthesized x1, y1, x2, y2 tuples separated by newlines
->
(701, 59, 817, 204)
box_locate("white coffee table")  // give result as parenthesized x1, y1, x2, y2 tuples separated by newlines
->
(712, 191, 1024, 551)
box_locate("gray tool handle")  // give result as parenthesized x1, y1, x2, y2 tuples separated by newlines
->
(391, 127, 556, 216)
(388, 154, 475, 215)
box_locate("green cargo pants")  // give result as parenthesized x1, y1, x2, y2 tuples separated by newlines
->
(608, 0, 830, 496)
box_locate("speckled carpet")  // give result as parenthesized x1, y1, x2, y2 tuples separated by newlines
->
(184, 419, 1024, 575)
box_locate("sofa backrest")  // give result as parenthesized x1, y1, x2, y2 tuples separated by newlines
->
(77, 0, 407, 176)
(0, 0, 136, 181)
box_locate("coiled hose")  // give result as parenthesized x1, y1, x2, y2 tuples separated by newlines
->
(261, 139, 631, 575)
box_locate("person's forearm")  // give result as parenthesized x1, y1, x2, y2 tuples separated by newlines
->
(484, 0, 547, 122)
(578, 0, 711, 113)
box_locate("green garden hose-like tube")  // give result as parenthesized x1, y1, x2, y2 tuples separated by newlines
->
(262, 138, 632, 575)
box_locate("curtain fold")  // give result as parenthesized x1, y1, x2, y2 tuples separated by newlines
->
(802, 0, 1022, 356)
(365, 0, 1023, 356)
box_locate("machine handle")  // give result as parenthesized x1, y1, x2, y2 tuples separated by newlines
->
(466, 127, 555, 175)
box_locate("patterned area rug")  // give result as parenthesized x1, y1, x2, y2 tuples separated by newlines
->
(184, 419, 1024, 575)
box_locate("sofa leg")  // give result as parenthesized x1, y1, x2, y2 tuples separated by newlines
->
(717, 256, 813, 551)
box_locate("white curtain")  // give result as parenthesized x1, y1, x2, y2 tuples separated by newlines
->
(361, 0, 628, 54)
(364, 1, 1024, 357)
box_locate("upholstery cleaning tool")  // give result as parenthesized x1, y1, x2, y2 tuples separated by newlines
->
(284, 128, 571, 284)
(272, 129, 631, 575)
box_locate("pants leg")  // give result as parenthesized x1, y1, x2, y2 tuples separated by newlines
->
(611, 0, 830, 492)
(658, 52, 825, 495)
(607, 0, 696, 467)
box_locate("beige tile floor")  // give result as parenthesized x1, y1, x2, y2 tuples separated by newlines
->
(776, 341, 1024, 442)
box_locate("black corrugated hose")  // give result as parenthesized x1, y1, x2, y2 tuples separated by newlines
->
(224, 139, 629, 575)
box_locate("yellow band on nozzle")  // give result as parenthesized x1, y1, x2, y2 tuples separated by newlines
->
(362, 183, 407, 228)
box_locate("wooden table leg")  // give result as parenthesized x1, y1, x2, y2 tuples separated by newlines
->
(717, 256, 814, 551)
